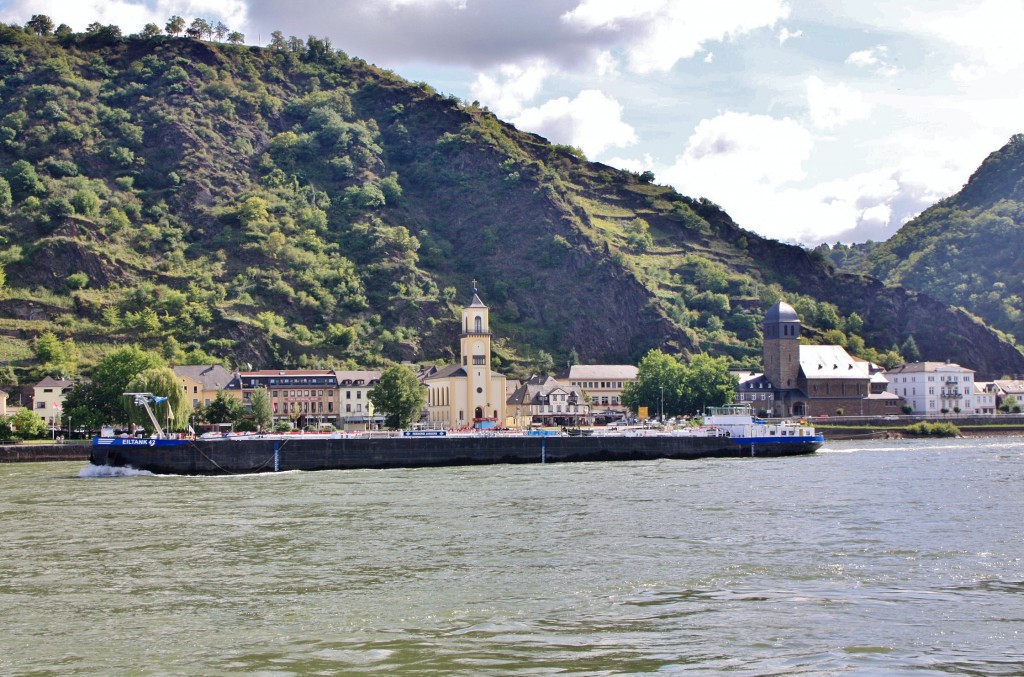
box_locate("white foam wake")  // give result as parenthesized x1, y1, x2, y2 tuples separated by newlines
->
(78, 464, 154, 478)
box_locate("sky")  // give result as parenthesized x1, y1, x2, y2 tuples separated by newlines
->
(3, 0, 1023, 246)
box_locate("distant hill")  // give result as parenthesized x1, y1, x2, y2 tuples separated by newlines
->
(0, 21, 1022, 382)
(823, 134, 1024, 355)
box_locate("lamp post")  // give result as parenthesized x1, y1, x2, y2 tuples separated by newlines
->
(659, 385, 664, 423)
(568, 391, 579, 431)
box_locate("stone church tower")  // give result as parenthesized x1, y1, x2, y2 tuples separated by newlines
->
(763, 301, 801, 390)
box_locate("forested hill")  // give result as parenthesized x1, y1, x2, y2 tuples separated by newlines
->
(822, 135, 1024, 350)
(0, 22, 1022, 383)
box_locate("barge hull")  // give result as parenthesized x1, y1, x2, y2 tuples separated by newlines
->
(90, 435, 822, 476)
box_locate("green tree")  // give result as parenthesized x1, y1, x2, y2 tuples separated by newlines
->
(71, 189, 100, 216)
(679, 353, 738, 416)
(5, 160, 44, 200)
(89, 346, 165, 426)
(227, 31, 244, 44)
(165, 15, 185, 36)
(187, 18, 211, 40)
(900, 335, 921, 363)
(621, 349, 685, 420)
(368, 364, 425, 429)
(9, 409, 46, 439)
(249, 386, 273, 430)
(204, 390, 244, 425)
(62, 381, 104, 432)
(0, 177, 11, 211)
(124, 367, 192, 432)
(33, 331, 76, 376)
(269, 31, 287, 50)
(26, 15, 54, 36)
(140, 23, 161, 39)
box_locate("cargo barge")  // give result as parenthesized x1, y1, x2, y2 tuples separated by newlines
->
(88, 405, 824, 475)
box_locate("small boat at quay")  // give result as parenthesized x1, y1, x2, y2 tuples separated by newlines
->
(89, 400, 823, 476)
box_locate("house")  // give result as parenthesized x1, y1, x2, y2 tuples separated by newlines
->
(557, 364, 637, 422)
(886, 361, 981, 415)
(0, 389, 7, 417)
(973, 382, 998, 414)
(753, 301, 902, 417)
(172, 364, 233, 409)
(334, 370, 382, 431)
(506, 375, 586, 427)
(422, 285, 507, 429)
(32, 376, 75, 428)
(227, 369, 342, 428)
(990, 380, 1024, 411)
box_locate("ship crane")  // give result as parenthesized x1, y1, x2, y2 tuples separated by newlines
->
(124, 392, 169, 438)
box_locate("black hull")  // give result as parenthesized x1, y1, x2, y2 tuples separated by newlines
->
(90, 435, 822, 476)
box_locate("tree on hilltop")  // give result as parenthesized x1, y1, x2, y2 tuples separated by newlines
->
(165, 16, 185, 37)
(26, 15, 54, 36)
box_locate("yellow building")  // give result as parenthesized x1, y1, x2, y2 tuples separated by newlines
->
(422, 286, 506, 429)
(173, 365, 233, 409)
(32, 376, 74, 428)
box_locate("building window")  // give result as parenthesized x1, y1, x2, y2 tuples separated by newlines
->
(474, 316, 483, 332)
(473, 355, 486, 365)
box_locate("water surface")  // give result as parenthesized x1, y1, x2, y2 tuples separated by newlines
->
(2, 437, 1022, 675)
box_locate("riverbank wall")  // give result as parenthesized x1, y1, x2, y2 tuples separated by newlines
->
(0, 442, 91, 463)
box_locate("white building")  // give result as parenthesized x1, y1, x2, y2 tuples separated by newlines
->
(558, 364, 638, 421)
(973, 382, 997, 415)
(885, 361, 981, 415)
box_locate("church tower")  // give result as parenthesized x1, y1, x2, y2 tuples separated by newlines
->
(460, 281, 493, 421)
(763, 301, 801, 390)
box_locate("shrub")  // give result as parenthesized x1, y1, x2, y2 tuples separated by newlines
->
(66, 272, 88, 289)
(904, 421, 960, 437)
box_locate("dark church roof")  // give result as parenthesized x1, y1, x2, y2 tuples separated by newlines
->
(764, 301, 799, 324)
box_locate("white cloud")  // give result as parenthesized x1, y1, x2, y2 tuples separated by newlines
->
(704, 52, 714, 64)
(805, 75, 871, 129)
(919, 0, 1024, 72)
(950, 62, 987, 82)
(845, 45, 900, 77)
(469, 61, 553, 118)
(512, 89, 638, 157)
(561, 0, 790, 74)
(778, 26, 802, 45)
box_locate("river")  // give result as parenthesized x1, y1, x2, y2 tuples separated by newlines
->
(1, 436, 1022, 675)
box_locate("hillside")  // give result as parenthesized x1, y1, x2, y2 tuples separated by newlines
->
(822, 135, 1024, 351)
(1, 22, 1022, 383)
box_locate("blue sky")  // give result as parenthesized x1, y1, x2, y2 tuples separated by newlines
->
(4, 0, 1023, 245)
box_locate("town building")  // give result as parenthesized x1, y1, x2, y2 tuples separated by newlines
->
(744, 302, 901, 417)
(886, 361, 981, 415)
(335, 370, 382, 430)
(421, 286, 507, 429)
(32, 376, 75, 429)
(228, 370, 341, 428)
(558, 364, 637, 422)
(990, 379, 1024, 411)
(506, 375, 586, 427)
(172, 364, 233, 409)
(973, 382, 998, 414)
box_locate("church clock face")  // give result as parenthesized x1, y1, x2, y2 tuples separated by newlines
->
(474, 342, 483, 352)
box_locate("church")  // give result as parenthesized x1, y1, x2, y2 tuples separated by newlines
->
(737, 301, 901, 417)
(420, 285, 507, 429)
